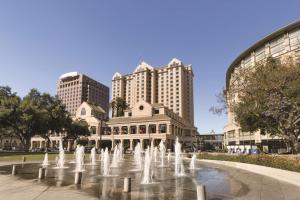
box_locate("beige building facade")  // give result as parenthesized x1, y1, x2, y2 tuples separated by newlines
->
(57, 72, 109, 118)
(107, 59, 197, 150)
(102, 100, 197, 151)
(224, 20, 300, 152)
(112, 58, 194, 125)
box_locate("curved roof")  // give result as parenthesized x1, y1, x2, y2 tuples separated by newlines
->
(59, 72, 79, 79)
(226, 19, 300, 88)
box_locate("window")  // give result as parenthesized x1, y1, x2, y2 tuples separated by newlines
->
(81, 107, 86, 116)
(243, 55, 252, 67)
(227, 130, 235, 138)
(270, 36, 285, 57)
(289, 28, 300, 50)
(159, 124, 167, 133)
(255, 47, 265, 62)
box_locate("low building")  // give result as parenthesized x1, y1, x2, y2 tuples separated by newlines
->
(30, 101, 107, 151)
(101, 100, 197, 151)
(0, 136, 23, 151)
(198, 130, 224, 151)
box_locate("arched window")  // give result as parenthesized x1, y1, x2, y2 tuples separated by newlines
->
(81, 107, 86, 116)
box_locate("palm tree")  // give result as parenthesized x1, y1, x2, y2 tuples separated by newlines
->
(111, 97, 128, 117)
(110, 100, 116, 118)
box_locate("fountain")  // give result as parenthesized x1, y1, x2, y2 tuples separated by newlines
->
(131, 142, 143, 171)
(159, 141, 166, 167)
(42, 152, 49, 167)
(75, 145, 85, 172)
(118, 143, 123, 160)
(167, 151, 171, 163)
(55, 138, 66, 169)
(154, 146, 158, 163)
(174, 137, 185, 176)
(102, 147, 110, 176)
(100, 148, 104, 161)
(111, 144, 120, 168)
(90, 147, 97, 165)
(141, 146, 153, 184)
(189, 153, 196, 170)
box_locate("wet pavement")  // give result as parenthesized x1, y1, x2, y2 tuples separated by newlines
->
(0, 156, 300, 200)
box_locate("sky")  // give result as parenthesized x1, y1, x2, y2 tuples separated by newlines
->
(0, 0, 299, 134)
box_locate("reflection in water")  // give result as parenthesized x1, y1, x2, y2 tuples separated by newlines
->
(99, 178, 108, 200)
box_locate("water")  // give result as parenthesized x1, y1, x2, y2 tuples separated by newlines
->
(154, 146, 158, 164)
(190, 153, 196, 170)
(90, 147, 97, 165)
(75, 145, 85, 172)
(159, 141, 166, 167)
(56, 138, 65, 168)
(118, 143, 123, 160)
(0, 154, 249, 199)
(42, 153, 49, 167)
(141, 146, 153, 184)
(174, 137, 185, 176)
(102, 147, 110, 176)
(133, 142, 143, 171)
(111, 144, 120, 168)
(100, 148, 104, 161)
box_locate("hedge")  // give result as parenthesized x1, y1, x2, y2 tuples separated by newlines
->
(197, 153, 300, 172)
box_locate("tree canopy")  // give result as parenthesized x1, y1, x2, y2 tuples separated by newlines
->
(110, 97, 128, 117)
(0, 87, 90, 150)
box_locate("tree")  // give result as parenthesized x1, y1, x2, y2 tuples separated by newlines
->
(39, 93, 71, 147)
(224, 57, 300, 154)
(65, 119, 90, 140)
(110, 100, 116, 118)
(110, 97, 128, 117)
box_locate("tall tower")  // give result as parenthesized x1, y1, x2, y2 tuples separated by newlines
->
(57, 72, 109, 118)
(111, 58, 194, 125)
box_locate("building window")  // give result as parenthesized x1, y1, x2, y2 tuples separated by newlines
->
(81, 108, 86, 116)
(290, 28, 300, 50)
(255, 47, 265, 62)
(159, 124, 167, 133)
(270, 36, 285, 57)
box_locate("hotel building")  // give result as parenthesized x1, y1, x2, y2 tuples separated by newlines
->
(57, 72, 109, 118)
(224, 20, 300, 153)
(102, 58, 197, 150)
(111, 58, 194, 125)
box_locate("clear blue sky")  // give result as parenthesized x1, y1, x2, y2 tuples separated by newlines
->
(0, 1, 299, 133)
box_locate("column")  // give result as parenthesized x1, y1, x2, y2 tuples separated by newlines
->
(39, 141, 42, 148)
(50, 140, 53, 148)
(129, 139, 133, 150)
(121, 139, 124, 147)
(145, 123, 149, 134)
(30, 140, 33, 149)
(128, 126, 130, 134)
(96, 139, 99, 149)
(112, 139, 115, 149)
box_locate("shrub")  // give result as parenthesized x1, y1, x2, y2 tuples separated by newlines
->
(197, 153, 300, 172)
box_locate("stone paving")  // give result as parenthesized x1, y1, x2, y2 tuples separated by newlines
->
(0, 160, 300, 200)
